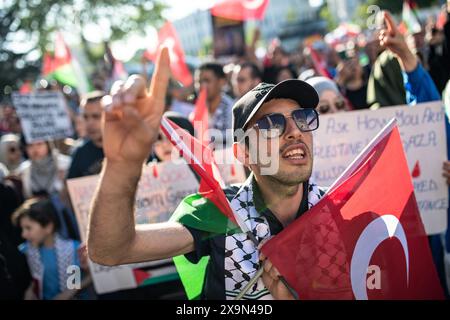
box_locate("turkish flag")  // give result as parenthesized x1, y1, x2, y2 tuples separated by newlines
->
(211, 0, 269, 21)
(189, 88, 209, 145)
(144, 22, 193, 87)
(261, 120, 444, 300)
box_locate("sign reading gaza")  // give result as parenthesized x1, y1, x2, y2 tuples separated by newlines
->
(12, 91, 74, 143)
(312, 101, 448, 235)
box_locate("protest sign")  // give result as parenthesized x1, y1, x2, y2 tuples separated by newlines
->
(214, 147, 247, 185)
(67, 161, 199, 294)
(312, 102, 448, 235)
(11, 91, 74, 143)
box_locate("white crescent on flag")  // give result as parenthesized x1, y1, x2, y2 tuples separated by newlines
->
(350, 214, 410, 300)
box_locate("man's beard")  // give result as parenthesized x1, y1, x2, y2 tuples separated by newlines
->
(270, 160, 313, 186)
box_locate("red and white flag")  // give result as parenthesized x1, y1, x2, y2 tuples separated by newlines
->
(160, 117, 238, 226)
(145, 22, 193, 87)
(261, 119, 444, 299)
(211, 0, 269, 21)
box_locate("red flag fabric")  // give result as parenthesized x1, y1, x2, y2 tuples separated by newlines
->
(190, 88, 209, 145)
(160, 117, 237, 225)
(19, 80, 32, 93)
(261, 120, 444, 300)
(42, 33, 72, 76)
(144, 22, 193, 87)
(41, 53, 54, 77)
(211, 0, 269, 21)
(436, 9, 447, 30)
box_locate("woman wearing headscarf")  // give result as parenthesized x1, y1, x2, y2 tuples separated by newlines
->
(0, 133, 25, 175)
(17, 139, 71, 199)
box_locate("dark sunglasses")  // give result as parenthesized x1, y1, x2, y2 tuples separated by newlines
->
(318, 99, 346, 114)
(252, 108, 319, 139)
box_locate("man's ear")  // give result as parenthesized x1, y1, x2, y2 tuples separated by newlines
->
(233, 142, 249, 167)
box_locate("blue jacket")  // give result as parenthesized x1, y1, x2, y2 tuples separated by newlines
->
(404, 63, 441, 105)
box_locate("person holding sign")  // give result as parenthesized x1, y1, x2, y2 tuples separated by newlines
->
(88, 47, 324, 300)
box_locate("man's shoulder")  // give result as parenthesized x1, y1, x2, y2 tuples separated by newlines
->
(70, 139, 91, 156)
(70, 140, 103, 164)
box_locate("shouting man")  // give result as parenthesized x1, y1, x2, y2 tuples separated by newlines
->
(88, 48, 324, 300)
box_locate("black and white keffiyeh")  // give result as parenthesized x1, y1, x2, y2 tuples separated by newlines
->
(224, 177, 326, 300)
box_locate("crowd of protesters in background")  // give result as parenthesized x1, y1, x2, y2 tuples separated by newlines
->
(1, 3, 450, 300)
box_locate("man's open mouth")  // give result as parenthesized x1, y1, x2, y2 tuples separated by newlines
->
(281, 143, 307, 160)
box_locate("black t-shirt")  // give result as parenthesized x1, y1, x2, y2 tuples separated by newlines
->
(184, 180, 310, 300)
(67, 139, 104, 179)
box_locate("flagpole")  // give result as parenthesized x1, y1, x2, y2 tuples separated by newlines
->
(235, 267, 264, 300)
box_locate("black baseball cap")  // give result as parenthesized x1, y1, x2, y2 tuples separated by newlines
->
(232, 79, 319, 134)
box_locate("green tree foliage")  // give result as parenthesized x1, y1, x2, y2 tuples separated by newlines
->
(0, 0, 166, 96)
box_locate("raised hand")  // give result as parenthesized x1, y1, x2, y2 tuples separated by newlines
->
(101, 47, 170, 165)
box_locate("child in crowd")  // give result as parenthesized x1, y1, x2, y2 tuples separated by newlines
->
(12, 197, 90, 300)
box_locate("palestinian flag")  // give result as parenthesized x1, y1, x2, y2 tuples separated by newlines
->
(402, 0, 422, 34)
(42, 33, 91, 94)
(160, 117, 244, 299)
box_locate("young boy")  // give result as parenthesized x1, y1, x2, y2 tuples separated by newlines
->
(12, 198, 90, 300)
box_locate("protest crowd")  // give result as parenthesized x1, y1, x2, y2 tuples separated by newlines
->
(1, 0, 450, 300)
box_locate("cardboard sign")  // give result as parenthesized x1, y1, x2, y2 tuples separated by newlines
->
(312, 102, 448, 235)
(67, 161, 199, 294)
(12, 91, 74, 142)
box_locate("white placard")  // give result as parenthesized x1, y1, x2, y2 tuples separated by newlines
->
(312, 102, 448, 235)
(12, 91, 74, 142)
